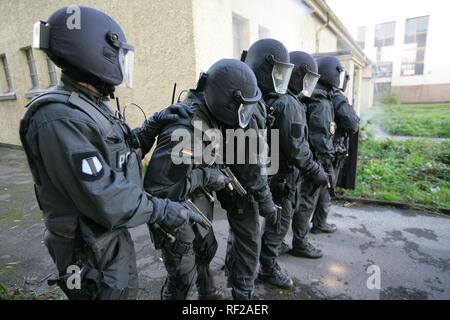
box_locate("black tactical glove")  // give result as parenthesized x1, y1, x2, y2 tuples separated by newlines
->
(154, 103, 193, 125)
(133, 103, 193, 155)
(151, 197, 207, 231)
(322, 161, 335, 186)
(202, 168, 232, 191)
(254, 188, 282, 232)
(265, 204, 283, 233)
(321, 160, 336, 197)
(309, 165, 329, 187)
(190, 167, 231, 192)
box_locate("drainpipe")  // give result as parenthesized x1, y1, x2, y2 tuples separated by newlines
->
(316, 12, 329, 53)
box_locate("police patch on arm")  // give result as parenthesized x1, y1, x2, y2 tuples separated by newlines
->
(291, 122, 303, 138)
(72, 151, 105, 181)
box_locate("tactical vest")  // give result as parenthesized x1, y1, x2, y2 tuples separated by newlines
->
(20, 88, 142, 235)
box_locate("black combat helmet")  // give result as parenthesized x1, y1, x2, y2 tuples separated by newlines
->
(203, 59, 262, 128)
(288, 51, 321, 97)
(243, 39, 293, 94)
(316, 56, 346, 89)
(32, 6, 134, 95)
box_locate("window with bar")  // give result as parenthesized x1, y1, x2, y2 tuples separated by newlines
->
(46, 56, 58, 87)
(401, 16, 429, 76)
(0, 54, 14, 93)
(23, 47, 39, 90)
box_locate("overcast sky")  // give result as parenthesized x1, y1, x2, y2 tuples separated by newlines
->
(325, 0, 448, 37)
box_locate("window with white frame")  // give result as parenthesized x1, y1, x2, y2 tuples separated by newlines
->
(232, 13, 250, 60)
(401, 16, 429, 76)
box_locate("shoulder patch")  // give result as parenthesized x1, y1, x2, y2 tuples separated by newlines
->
(72, 151, 105, 181)
(291, 122, 304, 139)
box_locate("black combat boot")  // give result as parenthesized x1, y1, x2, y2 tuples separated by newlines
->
(258, 263, 294, 289)
(231, 288, 260, 300)
(198, 287, 225, 300)
(289, 242, 323, 259)
(311, 223, 337, 234)
(278, 241, 291, 255)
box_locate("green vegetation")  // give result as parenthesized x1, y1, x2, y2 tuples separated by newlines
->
(341, 135, 450, 209)
(378, 89, 399, 105)
(371, 103, 450, 138)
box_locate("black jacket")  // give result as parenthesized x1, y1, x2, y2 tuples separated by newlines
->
(264, 91, 321, 182)
(145, 91, 275, 212)
(332, 89, 360, 136)
(304, 83, 336, 162)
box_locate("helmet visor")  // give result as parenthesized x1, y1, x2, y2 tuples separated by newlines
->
(119, 48, 134, 88)
(340, 73, 350, 92)
(301, 70, 320, 98)
(338, 69, 346, 90)
(237, 102, 258, 128)
(272, 61, 294, 94)
(32, 21, 50, 50)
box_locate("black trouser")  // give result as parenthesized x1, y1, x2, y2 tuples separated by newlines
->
(159, 195, 217, 300)
(224, 202, 261, 300)
(311, 166, 341, 228)
(260, 179, 297, 270)
(44, 228, 138, 300)
(291, 178, 322, 249)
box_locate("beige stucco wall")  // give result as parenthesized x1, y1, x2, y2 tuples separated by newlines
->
(191, 0, 338, 74)
(0, 0, 197, 146)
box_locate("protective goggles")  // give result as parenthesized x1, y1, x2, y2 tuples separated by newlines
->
(267, 55, 294, 94)
(107, 32, 135, 88)
(33, 21, 50, 50)
(340, 72, 350, 92)
(300, 65, 320, 98)
(337, 66, 347, 91)
(233, 88, 262, 128)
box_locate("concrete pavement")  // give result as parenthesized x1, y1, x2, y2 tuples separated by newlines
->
(0, 147, 449, 300)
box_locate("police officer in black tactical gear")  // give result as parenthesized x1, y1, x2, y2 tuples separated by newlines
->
(310, 71, 360, 234)
(19, 6, 206, 300)
(244, 43, 329, 271)
(142, 59, 261, 300)
(273, 51, 331, 259)
(287, 55, 346, 259)
(207, 61, 280, 300)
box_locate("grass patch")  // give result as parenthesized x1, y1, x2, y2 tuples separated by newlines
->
(341, 136, 450, 209)
(372, 103, 450, 138)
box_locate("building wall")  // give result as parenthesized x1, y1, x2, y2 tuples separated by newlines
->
(360, 4, 450, 103)
(0, 0, 197, 146)
(0, 0, 367, 146)
(191, 0, 338, 74)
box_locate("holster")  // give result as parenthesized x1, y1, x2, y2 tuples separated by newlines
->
(149, 225, 166, 250)
(194, 228, 218, 265)
(217, 189, 257, 214)
(45, 229, 102, 300)
(149, 224, 194, 255)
